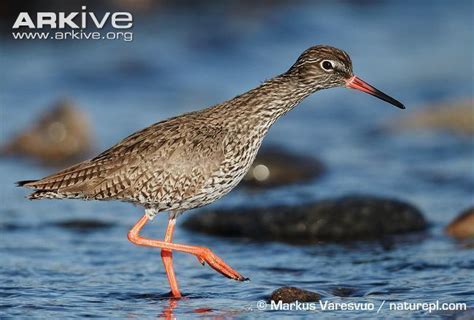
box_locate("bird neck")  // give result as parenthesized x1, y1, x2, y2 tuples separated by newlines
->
(219, 73, 316, 129)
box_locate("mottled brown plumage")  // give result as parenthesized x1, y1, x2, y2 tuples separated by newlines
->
(19, 46, 353, 213)
(18, 45, 404, 297)
(19, 45, 405, 217)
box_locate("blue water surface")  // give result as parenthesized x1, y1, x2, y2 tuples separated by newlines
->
(1, 1, 473, 318)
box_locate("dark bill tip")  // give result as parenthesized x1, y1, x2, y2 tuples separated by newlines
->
(346, 76, 405, 109)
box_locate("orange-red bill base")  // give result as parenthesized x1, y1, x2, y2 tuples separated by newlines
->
(346, 75, 405, 109)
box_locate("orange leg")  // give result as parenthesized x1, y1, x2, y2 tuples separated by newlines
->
(128, 214, 248, 295)
(161, 218, 181, 298)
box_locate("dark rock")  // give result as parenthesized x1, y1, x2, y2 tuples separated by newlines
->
(1, 98, 93, 165)
(446, 207, 474, 239)
(386, 99, 473, 135)
(331, 287, 357, 297)
(54, 219, 115, 232)
(269, 287, 320, 303)
(183, 195, 426, 243)
(241, 145, 325, 190)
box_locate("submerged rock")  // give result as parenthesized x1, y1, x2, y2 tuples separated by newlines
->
(269, 287, 320, 303)
(183, 195, 426, 243)
(331, 287, 358, 297)
(1, 99, 93, 165)
(242, 145, 325, 190)
(446, 207, 474, 239)
(386, 99, 473, 135)
(54, 219, 115, 232)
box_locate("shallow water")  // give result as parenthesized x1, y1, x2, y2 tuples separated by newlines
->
(1, 0, 473, 318)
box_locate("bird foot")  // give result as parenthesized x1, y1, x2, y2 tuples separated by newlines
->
(194, 248, 248, 281)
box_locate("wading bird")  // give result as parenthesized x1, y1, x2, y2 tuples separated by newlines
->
(18, 45, 404, 298)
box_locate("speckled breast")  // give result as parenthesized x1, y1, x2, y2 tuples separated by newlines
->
(180, 125, 266, 210)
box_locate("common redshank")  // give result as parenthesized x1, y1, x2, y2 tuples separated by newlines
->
(18, 45, 404, 298)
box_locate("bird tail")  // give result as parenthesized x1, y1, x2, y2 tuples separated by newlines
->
(16, 179, 64, 199)
(16, 180, 39, 187)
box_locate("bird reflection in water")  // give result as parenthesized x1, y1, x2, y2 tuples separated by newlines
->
(158, 298, 213, 320)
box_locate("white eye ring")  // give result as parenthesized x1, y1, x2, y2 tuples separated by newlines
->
(320, 60, 335, 71)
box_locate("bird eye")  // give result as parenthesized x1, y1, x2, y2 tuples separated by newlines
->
(321, 60, 334, 71)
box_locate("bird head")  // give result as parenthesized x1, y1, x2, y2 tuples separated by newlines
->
(288, 45, 404, 109)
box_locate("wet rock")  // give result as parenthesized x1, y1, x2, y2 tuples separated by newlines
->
(386, 99, 473, 135)
(1, 99, 93, 165)
(54, 219, 115, 232)
(269, 287, 320, 303)
(183, 195, 426, 243)
(446, 207, 474, 239)
(331, 287, 357, 297)
(241, 145, 325, 190)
